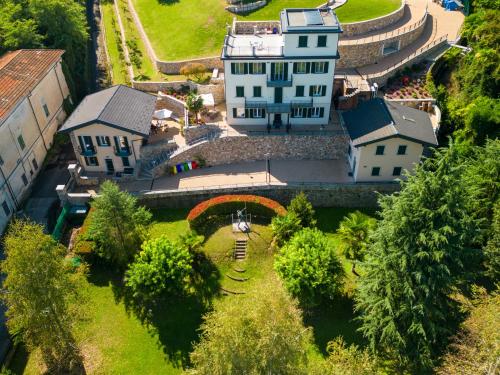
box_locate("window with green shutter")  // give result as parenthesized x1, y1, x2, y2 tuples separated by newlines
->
(298, 36, 308, 48)
(296, 86, 304, 97)
(317, 35, 327, 47)
(236, 86, 244, 97)
(253, 86, 262, 97)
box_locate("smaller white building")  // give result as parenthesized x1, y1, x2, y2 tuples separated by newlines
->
(341, 98, 438, 182)
(59, 85, 156, 176)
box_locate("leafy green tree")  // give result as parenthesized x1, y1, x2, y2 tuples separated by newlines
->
(178, 230, 204, 253)
(336, 211, 376, 275)
(437, 288, 500, 374)
(455, 96, 500, 145)
(88, 180, 152, 268)
(0, 1, 42, 51)
(189, 277, 312, 375)
(287, 192, 316, 227)
(185, 93, 204, 122)
(275, 227, 344, 307)
(355, 144, 480, 372)
(1, 221, 84, 373)
(309, 338, 380, 375)
(271, 212, 302, 248)
(483, 200, 500, 282)
(125, 236, 193, 301)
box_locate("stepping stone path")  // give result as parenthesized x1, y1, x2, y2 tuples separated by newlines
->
(234, 239, 247, 260)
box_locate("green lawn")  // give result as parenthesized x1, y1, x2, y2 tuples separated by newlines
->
(133, 0, 401, 61)
(9, 206, 375, 374)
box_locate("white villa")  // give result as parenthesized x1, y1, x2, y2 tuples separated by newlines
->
(0, 49, 70, 233)
(222, 8, 341, 130)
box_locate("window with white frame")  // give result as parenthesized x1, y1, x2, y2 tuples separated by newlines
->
(311, 107, 321, 118)
(252, 108, 264, 118)
(295, 62, 307, 74)
(233, 63, 246, 74)
(251, 63, 263, 74)
(311, 85, 322, 97)
(292, 107, 305, 118)
(313, 61, 326, 73)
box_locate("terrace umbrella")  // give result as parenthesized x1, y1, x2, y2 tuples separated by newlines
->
(153, 109, 173, 120)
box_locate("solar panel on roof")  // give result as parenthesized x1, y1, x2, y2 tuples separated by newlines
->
(304, 10, 323, 26)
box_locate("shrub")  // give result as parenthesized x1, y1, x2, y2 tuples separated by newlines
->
(187, 195, 286, 232)
(287, 192, 316, 228)
(73, 208, 95, 256)
(271, 212, 302, 248)
(180, 62, 207, 82)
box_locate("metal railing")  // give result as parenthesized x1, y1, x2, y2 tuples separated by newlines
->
(223, 43, 283, 57)
(267, 74, 293, 87)
(77, 146, 96, 156)
(340, 8, 428, 46)
(113, 146, 131, 156)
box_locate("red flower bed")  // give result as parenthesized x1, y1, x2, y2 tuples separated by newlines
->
(187, 195, 286, 231)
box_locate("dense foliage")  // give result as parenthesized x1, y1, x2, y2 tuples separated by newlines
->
(336, 211, 376, 275)
(0, 0, 89, 98)
(1, 221, 84, 373)
(88, 181, 152, 268)
(275, 227, 344, 307)
(189, 278, 312, 375)
(125, 236, 193, 301)
(428, 0, 499, 144)
(287, 192, 317, 227)
(437, 288, 500, 374)
(270, 212, 302, 248)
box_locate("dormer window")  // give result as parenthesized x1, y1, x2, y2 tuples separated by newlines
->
(298, 36, 308, 48)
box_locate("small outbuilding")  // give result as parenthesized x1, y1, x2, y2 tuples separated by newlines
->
(341, 98, 438, 182)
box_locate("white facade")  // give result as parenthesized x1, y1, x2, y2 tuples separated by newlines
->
(348, 137, 424, 182)
(0, 54, 69, 234)
(222, 8, 341, 129)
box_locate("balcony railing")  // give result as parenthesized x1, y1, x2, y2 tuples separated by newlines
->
(114, 146, 131, 157)
(78, 146, 96, 156)
(266, 103, 292, 113)
(291, 98, 313, 108)
(245, 99, 268, 108)
(267, 74, 293, 87)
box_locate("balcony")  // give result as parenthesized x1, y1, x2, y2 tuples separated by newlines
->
(78, 146, 96, 157)
(266, 103, 291, 113)
(291, 98, 313, 108)
(267, 74, 293, 87)
(114, 146, 131, 157)
(245, 99, 267, 109)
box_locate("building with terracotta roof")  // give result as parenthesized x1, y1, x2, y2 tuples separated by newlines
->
(0, 49, 70, 233)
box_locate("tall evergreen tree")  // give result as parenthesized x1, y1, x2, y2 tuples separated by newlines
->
(287, 192, 317, 228)
(88, 181, 152, 268)
(1, 221, 84, 373)
(355, 144, 480, 372)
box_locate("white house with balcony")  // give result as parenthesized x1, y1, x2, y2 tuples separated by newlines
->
(222, 8, 341, 130)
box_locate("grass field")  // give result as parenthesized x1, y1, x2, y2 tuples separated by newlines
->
(133, 0, 401, 60)
(9, 206, 375, 374)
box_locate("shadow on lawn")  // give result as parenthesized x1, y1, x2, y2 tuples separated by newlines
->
(87, 251, 220, 369)
(303, 295, 365, 355)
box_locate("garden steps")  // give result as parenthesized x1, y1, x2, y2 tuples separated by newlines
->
(233, 267, 246, 273)
(225, 273, 250, 282)
(234, 239, 247, 260)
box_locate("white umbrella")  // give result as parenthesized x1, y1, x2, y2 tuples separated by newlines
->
(153, 109, 173, 120)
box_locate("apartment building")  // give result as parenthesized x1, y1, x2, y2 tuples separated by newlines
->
(0, 49, 70, 233)
(222, 8, 341, 129)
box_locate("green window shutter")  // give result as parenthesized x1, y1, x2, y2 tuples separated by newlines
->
(307, 108, 312, 118)
(245, 109, 250, 118)
(271, 63, 275, 80)
(232, 108, 237, 117)
(320, 107, 325, 117)
(311, 62, 316, 74)
(236, 86, 244, 97)
(309, 86, 313, 96)
(262, 63, 266, 74)
(262, 109, 266, 118)
(293, 63, 297, 74)
(248, 63, 253, 74)
(296, 86, 304, 97)
(244, 63, 248, 74)
(231, 63, 235, 74)
(321, 85, 326, 96)
(298, 36, 308, 47)
(96, 136, 102, 147)
(306, 62, 310, 73)
(317, 35, 327, 47)
(324, 62, 329, 73)
(284, 63, 288, 79)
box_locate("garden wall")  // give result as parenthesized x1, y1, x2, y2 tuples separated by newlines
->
(156, 57, 224, 75)
(152, 134, 350, 177)
(132, 80, 225, 104)
(184, 124, 221, 143)
(340, 2, 406, 38)
(137, 182, 399, 209)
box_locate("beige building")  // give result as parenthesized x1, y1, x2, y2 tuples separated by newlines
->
(59, 85, 156, 176)
(341, 98, 438, 182)
(0, 49, 70, 234)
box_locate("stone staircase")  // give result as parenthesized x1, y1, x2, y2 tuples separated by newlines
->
(234, 239, 247, 260)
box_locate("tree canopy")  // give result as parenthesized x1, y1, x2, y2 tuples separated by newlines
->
(88, 180, 152, 268)
(189, 278, 312, 375)
(287, 192, 317, 228)
(1, 221, 84, 373)
(275, 227, 344, 307)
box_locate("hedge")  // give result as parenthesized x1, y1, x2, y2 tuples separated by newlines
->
(72, 208, 95, 255)
(187, 195, 286, 232)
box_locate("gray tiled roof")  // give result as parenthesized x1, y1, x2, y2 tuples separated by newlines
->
(59, 85, 156, 137)
(341, 98, 438, 147)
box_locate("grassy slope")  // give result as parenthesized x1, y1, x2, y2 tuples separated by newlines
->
(133, 0, 401, 60)
(9, 206, 377, 374)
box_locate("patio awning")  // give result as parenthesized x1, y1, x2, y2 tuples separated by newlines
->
(153, 109, 173, 120)
(199, 93, 215, 107)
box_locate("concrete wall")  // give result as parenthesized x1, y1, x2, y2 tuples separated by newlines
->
(340, 2, 406, 38)
(152, 134, 349, 176)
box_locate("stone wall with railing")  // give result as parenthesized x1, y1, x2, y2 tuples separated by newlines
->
(184, 124, 222, 143)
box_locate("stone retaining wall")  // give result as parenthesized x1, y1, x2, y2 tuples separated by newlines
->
(140, 140, 178, 160)
(340, 1, 406, 38)
(156, 93, 186, 117)
(337, 16, 426, 68)
(157, 56, 224, 75)
(137, 183, 399, 209)
(152, 134, 349, 176)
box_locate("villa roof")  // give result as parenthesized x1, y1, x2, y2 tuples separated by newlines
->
(341, 98, 438, 147)
(280, 8, 342, 33)
(0, 49, 64, 122)
(59, 85, 156, 137)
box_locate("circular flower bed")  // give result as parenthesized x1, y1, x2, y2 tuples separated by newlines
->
(188, 195, 286, 232)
